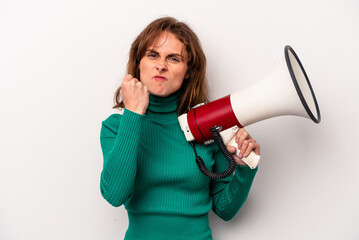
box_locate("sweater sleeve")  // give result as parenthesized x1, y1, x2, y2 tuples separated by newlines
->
(210, 148, 258, 221)
(99, 109, 144, 207)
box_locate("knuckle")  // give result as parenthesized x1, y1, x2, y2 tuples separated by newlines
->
(124, 74, 133, 82)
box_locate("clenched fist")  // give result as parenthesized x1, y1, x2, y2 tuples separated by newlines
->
(120, 74, 149, 115)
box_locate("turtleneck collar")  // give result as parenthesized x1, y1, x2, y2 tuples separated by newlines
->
(145, 89, 182, 120)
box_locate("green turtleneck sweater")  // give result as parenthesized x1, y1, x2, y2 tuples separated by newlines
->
(99, 90, 258, 240)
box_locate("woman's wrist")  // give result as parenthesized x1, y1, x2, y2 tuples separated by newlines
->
(125, 107, 146, 115)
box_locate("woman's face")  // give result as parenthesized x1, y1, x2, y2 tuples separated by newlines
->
(138, 32, 189, 97)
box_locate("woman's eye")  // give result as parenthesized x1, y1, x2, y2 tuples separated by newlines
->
(148, 53, 157, 58)
(169, 57, 180, 62)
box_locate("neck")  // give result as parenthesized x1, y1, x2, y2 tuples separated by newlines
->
(146, 90, 182, 119)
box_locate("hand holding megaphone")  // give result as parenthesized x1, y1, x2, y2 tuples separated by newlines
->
(178, 45, 321, 179)
(220, 126, 261, 169)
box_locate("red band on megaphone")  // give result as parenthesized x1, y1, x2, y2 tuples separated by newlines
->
(187, 95, 242, 143)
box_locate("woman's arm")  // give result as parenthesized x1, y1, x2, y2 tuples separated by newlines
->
(210, 128, 259, 221)
(210, 160, 257, 221)
(100, 110, 144, 207)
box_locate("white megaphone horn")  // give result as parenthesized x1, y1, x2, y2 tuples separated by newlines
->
(178, 45, 321, 179)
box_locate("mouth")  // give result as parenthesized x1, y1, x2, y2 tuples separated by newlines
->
(154, 75, 167, 81)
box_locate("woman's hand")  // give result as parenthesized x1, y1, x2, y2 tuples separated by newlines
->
(120, 74, 149, 115)
(227, 128, 260, 166)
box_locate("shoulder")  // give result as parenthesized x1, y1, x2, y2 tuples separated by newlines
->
(101, 109, 124, 133)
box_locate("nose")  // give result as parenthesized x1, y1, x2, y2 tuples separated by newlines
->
(155, 59, 167, 72)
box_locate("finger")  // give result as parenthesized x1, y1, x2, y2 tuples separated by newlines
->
(135, 81, 143, 88)
(233, 154, 247, 166)
(255, 146, 260, 155)
(122, 78, 139, 91)
(226, 145, 236, 154)
(130, 77, 139, 85)
(239, 139, 250, 157)
(235, 128, 245, 143)
(123, 74, 133, 82)
(135, 81, 149, 94)
(237, 130, 250, 148)
(121, 75, 134, 89)
(253, 143, 260, 155)
(243, 140, 257, 157)
(122, 76, 140, 88)
(225, 144, 246, 165)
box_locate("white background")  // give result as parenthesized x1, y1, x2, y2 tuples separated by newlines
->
(1, 0, 358, 239)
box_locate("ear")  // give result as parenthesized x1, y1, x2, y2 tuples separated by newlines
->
(184, 70, 190, 79)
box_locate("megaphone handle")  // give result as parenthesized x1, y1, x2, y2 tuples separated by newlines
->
(227, 136, 261, 169)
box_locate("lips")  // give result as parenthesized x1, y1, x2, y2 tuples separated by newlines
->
(154, 75, 167, 81)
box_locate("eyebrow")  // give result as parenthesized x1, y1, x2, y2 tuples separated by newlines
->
(146, 49, 185, 61)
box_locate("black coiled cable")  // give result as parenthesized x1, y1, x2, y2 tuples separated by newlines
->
(190, 126, 237, 180)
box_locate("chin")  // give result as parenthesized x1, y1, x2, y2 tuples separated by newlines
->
(149, 88, 170, 97)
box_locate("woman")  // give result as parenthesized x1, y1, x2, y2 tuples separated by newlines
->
(100, 17, 260, 240)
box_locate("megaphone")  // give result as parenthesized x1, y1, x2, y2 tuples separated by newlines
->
(178, 45, 321, 179)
